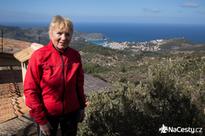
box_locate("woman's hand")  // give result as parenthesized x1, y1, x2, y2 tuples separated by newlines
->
(39, 122, 52, 136)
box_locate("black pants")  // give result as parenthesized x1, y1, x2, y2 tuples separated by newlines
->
(38, 111, 79, 136)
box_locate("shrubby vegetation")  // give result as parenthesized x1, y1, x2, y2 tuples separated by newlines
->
(77, 53, 205, 136)
(83, 63, 109, 74)
(71, 42, 134, 57)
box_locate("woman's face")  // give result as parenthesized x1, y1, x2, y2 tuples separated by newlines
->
(50, 28, 72, 51)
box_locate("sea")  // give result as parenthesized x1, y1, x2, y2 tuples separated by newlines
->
(2, 22, 205, 44)
(74, 22, 205, 44)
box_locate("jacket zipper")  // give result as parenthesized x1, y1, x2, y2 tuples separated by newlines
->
(60, 54, 66, 115)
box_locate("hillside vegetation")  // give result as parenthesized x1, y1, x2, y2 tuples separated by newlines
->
(0, 25, 104, 45)
(70, 43, 205, 136)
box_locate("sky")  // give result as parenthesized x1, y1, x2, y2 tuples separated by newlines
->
(0, 0, 205, 25)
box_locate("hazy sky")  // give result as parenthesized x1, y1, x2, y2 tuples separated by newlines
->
(0, 0, 205, 24)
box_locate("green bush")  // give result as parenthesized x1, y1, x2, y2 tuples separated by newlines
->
(78, 57, 205, 136)
(83, 63, 109, 74)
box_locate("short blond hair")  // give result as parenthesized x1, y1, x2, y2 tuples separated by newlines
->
(49, 15, 73, 34)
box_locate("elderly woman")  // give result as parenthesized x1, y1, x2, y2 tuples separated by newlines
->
(24, 15, 86, 136)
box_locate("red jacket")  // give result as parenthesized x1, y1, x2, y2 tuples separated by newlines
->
(24, 41, 86, 125)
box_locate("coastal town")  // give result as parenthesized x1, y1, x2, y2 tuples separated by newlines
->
(72, 32, 168, 52)
(101, 39, 165, 51)
(72, 31, 205, 53)
(72, 32, 195, 52)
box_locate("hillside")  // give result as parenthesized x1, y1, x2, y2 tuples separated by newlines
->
(70, 43, 205, 136)
(0, 25, 105, 45)
(71, 42, 205, 85)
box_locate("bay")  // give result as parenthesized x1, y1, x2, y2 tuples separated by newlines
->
(75, 23, 205, 44)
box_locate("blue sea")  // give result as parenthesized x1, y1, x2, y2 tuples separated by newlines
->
(74, 23, 205, 44)
(2, 22, 205, 44)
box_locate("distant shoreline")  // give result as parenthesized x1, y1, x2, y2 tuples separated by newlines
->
(0, 22, 205, 44)
(75, 22, 205, 44)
